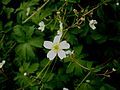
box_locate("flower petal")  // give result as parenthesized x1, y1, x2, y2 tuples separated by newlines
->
(43, 41, 53, 49)
(58, 50, 66, 59)
(47, 50, 57, 60)
(39, 21, 44, 26)
(53, 35, 61, 43)
(60, 41, 70, 49)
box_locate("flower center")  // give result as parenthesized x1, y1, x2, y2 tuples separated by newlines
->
(52, 43, 60, 52)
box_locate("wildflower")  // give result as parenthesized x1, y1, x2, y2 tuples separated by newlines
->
(38, 21, 45, 32)
(89, 19, 97, 30)
(26, 7, 30, 16)
(0, 60, 5, 68)
(44, 35, 70, 60)
(63, 87, 69, 90)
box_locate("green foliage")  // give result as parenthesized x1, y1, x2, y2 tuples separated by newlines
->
(0, 0, 120, 89)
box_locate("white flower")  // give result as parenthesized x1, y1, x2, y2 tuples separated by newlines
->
(44, 35, 70, 60)
(38, 21, 45, 32)
(26, 7, 30, 16)
(0, 60, 5, 68)
(63, 88, 69, 90)
(89, 20, 97, 30)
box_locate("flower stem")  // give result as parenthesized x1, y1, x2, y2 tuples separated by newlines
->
(22, 0, 49, 24)
(74, 59, 90, 71)
(75, 71, 91, 90)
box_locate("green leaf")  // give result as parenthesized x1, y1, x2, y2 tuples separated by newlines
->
(87, 62, 93, 69)
(1, 0, 11, 5)
(29, 37, 43, 48)
(74, 45, 83, 55)
(3, 7, 14, 19)
(91, 32, 107, 44)
(27, 63, 39, 73)
(0, 21, 3, 31)
(100, 84, 116, 90)
(97, 6, 105, 20)
(13, 25, 35, 43)
(61, 0, 80, 3)
(66, 62, 74, 73)
(16, 43, 35, 60)
(78, 83, 95, 90)
(32, 8, 53, 24)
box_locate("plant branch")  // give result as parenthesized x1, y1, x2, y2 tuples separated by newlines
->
(22, 0, 49, 24)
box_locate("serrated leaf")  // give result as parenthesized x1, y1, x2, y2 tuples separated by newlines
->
(13, 25, 35, 43)
(27, 63, 39, 73)
(74, 45, 83, 55)
(29, 37, 43, 48)
(1, 0, 11, 5)
(87, 62, 93, 69)
(100, 84, 116, 90)
(16, 43, 35, 60)
(66, 63, 74, 73)
(78, 83, 95, 90)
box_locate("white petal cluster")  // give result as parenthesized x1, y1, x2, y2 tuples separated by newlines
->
(44, 35, 70, 60)
(38, 21, 45, 32)
(0, 60, 5, 68)
(89, 20, 97, 30)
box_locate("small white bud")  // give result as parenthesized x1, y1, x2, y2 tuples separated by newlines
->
(86, 80, 90, 83)
(26, 7, 30, 16)
(116, 2, 119, 6)
(57, 11, 60, 14)
(24, 72, 27, 76)
(63, 88, 69, 90)
(0, 60, 5, 68)
(112, 68, 116, 72)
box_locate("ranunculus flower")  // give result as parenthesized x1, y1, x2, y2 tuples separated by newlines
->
(44, 35, 70, 60)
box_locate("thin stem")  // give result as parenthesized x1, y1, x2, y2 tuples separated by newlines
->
(61, 1, 108, 40)
(22, 0, 49, 24)
(39, 62, 50, 86)
(17, 61, 51, 90)
(35, 61, 51, 80)
(73, 59, 90, 71)
(0, 34, 5, 44)
(75, 71, 91, 90)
